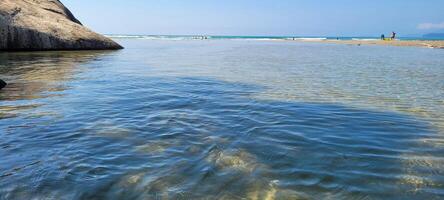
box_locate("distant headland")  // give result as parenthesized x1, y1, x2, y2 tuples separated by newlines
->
(423, 33, 444, 39)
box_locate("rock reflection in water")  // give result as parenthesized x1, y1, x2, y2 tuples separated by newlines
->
(0, 51, 115, 119)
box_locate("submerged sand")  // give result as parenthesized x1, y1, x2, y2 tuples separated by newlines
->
(299, 39, 444, 49)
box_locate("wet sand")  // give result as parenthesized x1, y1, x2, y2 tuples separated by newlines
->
(300, 39, 444, 49)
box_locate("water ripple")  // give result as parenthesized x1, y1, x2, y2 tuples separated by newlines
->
(1, 41, 444, 199)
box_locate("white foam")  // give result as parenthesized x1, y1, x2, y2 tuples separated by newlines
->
(291, 37, 327, 41)
(106, 35, 143, 39)
(246, 38, 284, 41)
(106, 35, 329, 41)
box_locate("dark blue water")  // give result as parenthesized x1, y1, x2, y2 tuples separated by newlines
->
(1, 40, 444, 199)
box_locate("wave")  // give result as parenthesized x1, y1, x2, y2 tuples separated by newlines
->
(290, 37, 327, 41)
(106, 35, 330, 41)
(105, 35, 194, 40)
(240, 38, 285, 41)
(106, 35, 144, 39)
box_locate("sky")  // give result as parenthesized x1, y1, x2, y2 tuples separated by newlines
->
(62, 0, 444, 37)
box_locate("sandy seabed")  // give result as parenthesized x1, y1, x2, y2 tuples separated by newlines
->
(301, 39, 444, 49)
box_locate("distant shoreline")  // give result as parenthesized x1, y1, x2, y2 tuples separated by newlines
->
(106, 35, 444, 49)
(297, 39, 444, 49)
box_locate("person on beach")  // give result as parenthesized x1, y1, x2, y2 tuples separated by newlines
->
(381, 34, 385, 40)
(0, 79, 6, 90)
(391, 32, 396, 40)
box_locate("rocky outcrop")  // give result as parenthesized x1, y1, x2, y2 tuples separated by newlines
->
(0, 0, 123, 51)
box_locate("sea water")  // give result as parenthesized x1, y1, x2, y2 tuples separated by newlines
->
(106, 35, 444, 41)
(1, 39, 444, 199)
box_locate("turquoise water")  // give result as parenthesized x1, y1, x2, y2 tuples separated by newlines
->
(106, 35, 444, 41)
(1, 40, 444, 199)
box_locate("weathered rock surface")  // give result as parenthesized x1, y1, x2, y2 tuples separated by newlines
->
(0, 0, 123, 51)
(0, 79, 6, 89)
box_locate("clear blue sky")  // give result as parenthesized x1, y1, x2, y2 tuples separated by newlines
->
(63, 0, 444, 36)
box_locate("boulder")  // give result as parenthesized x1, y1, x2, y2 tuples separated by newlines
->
(0, 79, 6, 89)
(0, 0, 123, 51)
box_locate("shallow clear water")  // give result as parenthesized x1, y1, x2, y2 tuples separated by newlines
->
(1, 40, 444, 199)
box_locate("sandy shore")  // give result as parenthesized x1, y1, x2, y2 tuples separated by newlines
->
(299, 39, 444, 49)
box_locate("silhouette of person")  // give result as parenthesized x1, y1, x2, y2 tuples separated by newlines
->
(391, 32, 396, 40)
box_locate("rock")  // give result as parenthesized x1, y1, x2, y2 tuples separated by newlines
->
(0, 0, 123, 51)
(0, 79, 6, 89)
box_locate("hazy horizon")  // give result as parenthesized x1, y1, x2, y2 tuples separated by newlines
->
(64, 0, 444, 37)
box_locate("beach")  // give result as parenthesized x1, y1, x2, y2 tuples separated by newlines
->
(105, 35, 444, 49)
(301, 39, 444, 49)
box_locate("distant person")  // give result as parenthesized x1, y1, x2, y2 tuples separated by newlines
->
(0, 79, 6, 90)
(381, 34, 385, 40)
(391, 32, 396, 40)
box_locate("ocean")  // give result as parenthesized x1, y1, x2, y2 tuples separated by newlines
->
(1, 39, 443, 199)
(106, 34, 444, 41)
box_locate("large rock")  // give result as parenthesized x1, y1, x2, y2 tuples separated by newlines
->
(0, 0, 123, 51)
